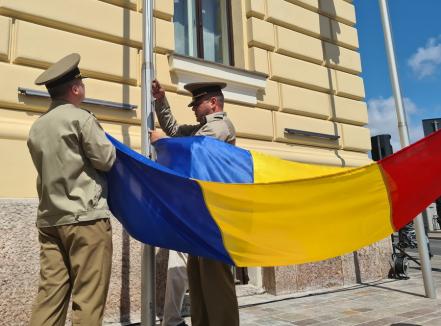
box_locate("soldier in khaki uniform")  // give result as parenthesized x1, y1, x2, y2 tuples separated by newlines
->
(151, 80, 239, 326)
(27, 53, 116, 326)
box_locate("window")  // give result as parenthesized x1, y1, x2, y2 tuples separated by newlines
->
(174, 0, 234, 66)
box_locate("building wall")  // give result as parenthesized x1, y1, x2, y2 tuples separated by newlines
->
(243, 0, 370, 161)
(0, 0, 392, 324)
(0, 0, 146, 198)
(0, 0, 370, 199)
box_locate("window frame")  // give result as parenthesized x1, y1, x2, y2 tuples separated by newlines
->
(185, 0, 235, 66)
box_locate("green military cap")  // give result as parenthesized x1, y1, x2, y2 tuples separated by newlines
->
(34, 53, 86, 89)
(184, 82, 226, 107)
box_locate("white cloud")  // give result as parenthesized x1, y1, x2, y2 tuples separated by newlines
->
(367, 96, 424, 152)
(408, 36, 441, 79)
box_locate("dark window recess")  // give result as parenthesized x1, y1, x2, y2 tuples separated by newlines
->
(284, 128, 340, 141)
(18, 87, 137, 110)
(174, 0, 234, 66)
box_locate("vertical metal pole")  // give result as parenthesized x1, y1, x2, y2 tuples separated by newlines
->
(141, 0, 156, 324)
(378, 0, 436, 298)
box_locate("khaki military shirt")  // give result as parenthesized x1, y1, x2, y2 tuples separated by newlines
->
(155, 97, 236, 144)
(27, 100, 116, 227)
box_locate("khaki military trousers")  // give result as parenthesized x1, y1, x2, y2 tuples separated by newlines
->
(30, 218, 112, 326)
(187, 256, 239, 326)
(162, 250, 188, 326)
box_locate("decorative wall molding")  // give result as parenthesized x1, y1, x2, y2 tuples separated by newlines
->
(168, 54, 267, 106)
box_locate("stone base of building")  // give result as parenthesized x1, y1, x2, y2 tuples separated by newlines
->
(0, 199, 143, 325)
(0, 199, 392, 325)
(262, 238, 392, 295)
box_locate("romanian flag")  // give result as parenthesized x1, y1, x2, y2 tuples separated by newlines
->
(106, 130, 441, 267)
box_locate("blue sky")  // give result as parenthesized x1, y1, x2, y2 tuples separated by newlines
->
(354, 0, 441, 150)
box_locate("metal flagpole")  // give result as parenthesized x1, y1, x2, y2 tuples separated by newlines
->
(378, 0, 436, 298)
(141, 0, 156, 324)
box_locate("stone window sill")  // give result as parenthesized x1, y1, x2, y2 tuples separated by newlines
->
(168, 54, 267, 106)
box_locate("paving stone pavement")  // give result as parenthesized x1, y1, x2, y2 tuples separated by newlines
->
(175, 255, 441, 326)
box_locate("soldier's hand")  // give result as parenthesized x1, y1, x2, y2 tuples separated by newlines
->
(149, 129, 166, 143)
(152, 79, 165, 101)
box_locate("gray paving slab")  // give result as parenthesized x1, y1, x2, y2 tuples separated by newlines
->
(151, 256, 441, 326)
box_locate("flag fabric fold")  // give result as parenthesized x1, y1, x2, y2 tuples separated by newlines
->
(106, 130, 441, 267)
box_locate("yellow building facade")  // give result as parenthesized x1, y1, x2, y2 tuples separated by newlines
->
(0, 0, 391, 324)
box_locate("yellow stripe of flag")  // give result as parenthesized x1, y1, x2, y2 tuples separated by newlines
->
(251, 150, 352, 183)
(198, 157, 393, 266)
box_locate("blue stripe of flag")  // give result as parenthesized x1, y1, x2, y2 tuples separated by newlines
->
(106, 134, 234, 264)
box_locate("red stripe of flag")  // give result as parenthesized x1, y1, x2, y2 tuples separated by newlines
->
(379, 130, 441, 230)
